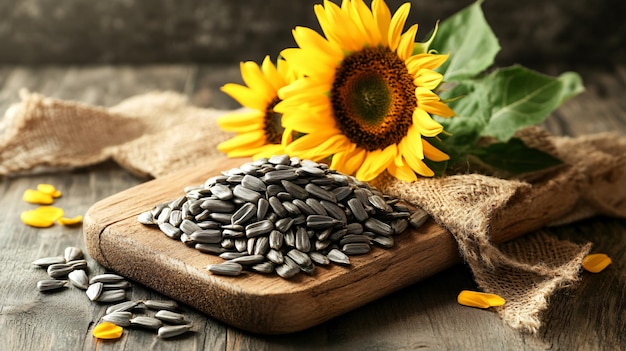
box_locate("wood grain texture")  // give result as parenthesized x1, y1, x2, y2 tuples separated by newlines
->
(0, 64, 623, 350)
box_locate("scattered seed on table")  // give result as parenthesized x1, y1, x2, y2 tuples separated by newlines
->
(37, 279, 68, 292)
(158, 324, 192, 339)
(68, 270, 90, 290)
(89, 273, 125, 284)
(130, 316, 163, 331)
(32, 256, 66, 268)
(86, 282, 104, 301)
(102, 311, 132, 327)
(106, 300, 141, 314)
(144, 300, 179, 312)
(155, 310, 188, 325)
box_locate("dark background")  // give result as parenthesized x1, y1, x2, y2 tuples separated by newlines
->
(1, 0, 624, 68)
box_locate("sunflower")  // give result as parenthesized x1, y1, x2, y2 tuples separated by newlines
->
(275, 0, 454, 181)
(217, 56, 297, 158)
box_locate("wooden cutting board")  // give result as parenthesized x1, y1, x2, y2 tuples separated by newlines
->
(83, 157, 512, 334)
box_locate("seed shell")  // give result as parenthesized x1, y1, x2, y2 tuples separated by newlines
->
(155, 310, 188, 325)
(102, 311, 132, 327)
(130, 316, 163, 331)
(144, 300, 179, 311)
(158, 324, 193, 339)
(68, 269, 90, 289)
(37, 279, 68, 292)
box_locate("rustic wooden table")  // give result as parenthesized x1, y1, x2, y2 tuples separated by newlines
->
(0, 64, 624, 350)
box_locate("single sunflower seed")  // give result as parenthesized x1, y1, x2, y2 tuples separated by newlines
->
(68, 269, 89, 289)
(158, 324, 193, 339)
(37, 279, 68, 292)
(130, 316, 163, 331)
(102, 311, 132, 327)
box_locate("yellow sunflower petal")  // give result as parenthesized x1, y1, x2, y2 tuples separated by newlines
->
(422, 139, 449, 162)
(330, 145, 366, 175)
(355, 144, 397, 181)
(217, 131, 266, 154)
(282, 111, 336, 134)
(415, 86, 442, 102)
(217, 111, 264, 131)
(372, 0, 391, 46)
(261, 56, 287, 91)
(296, 134, 353, 161)
(400, 125, 424, 160)
(280, 48, 337, 81)
(413, 108, 443, 137)
(58, 215, 83, 226)
(292, 26, 343, 62)
(221, 83, 270, 111)
(406, 53, 449, 73)
(403, 151, 434, 177)
(387, 3, 411, 51)
(253, 144, 287, 159)
(388, 160, 418, 182)
(397, 24, 418, 61)
(421, 101, 456, 118)
(240, 61, 275, 99)
(414, 69, 444, 90)
(321, 0, 364, 51)
(346, 0, 380, 46)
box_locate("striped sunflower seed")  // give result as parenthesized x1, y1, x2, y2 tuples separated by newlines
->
(37, 279, 68, 292)
(347, 198, 369, 222)
(371, 235, 394, 248)
(97, 289, 127, 303)
(409, 208, 430, 228)
(229, 254, 265, 266)
(137, 211, 155, 225)
(102, 311, 132, 327)
(195, 243, 226, 255)
(257, 198, 269, 219)
(32, 256, 66, 268)
(206, 262, 243, 276)
(209, 183, 233, 200)
(90, 273, 125, 284)
(64, 246, 84, 262)
(245, 220, 274, 238)
(230, 201, 257, 226)
(342, 242, 371, 255)
(306, 215, 340, 229)
(47, 263, 74, 278)
(68, 269, 89, 289)
(266, 249, 284, 264)
(130, 316, 163, 331)
(158, 324, 192, 339)
(233, 185, 261, 203)
(200, 199, 235, 213)
(159, 222, 182, 239)
(309, 252, 330, 266)
(155, 310, 188, 325)
(106, 300, 141, 314)
(364, 218, 394, 236)
(86, 282, 104, 301)
(102, 281, 131, 290)
(67, 259, 88, 270)
(287, 249, 312, 268)
(251, 261, 274, 274)
(189, 230, 222, 244)
(327, 249, 350, 266)
(144, 300, 179, 311)
(241, 174, 267, 192)
(295, 227, 311, 252)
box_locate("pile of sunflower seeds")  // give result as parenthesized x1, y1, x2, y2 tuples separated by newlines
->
(33, 247, 193, 339)
(139, 155, 430, 279)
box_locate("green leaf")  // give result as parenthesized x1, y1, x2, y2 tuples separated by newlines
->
(429, 0, 500, 81)
(471, 138, 562, 175)
(480, 66, 585, 141)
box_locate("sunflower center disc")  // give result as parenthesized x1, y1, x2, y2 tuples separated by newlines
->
(331, 47, 416, 151)
(264, 97, 284, 144)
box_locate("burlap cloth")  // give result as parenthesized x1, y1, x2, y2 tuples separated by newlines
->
(2, 90, 625, 333)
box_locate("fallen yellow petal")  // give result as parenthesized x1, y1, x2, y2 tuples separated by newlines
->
(58, 215, 83, 226)
(22, 189, 54, 205)
(20, 210, 55, 228)
(20, 206, 65, 228)
(93, 321, 123, 339)
(582, 253, 612, 273)
(457, 290, 506, 309)
(37, 184, 62, 198)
